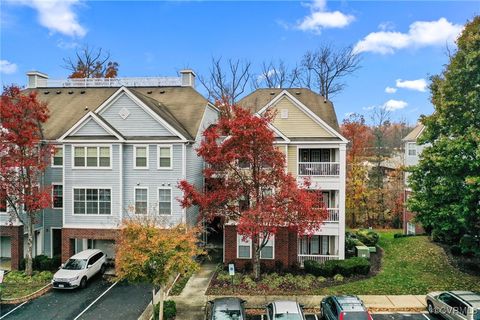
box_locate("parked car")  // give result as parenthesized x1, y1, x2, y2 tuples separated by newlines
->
(207, 297, 246, 320)
(426, 291, 480, 320)
(52, 249, 106, 289)
(266, 301, 306, 320)
(320, 295, 373, 320)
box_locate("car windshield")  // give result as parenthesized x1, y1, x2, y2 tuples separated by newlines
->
(63, 259, 87, 270)
(343, 312, 369, 320)
(275, 314, 303, 320)
(474, 309, 480, 320)
(213, 310, 243, 320)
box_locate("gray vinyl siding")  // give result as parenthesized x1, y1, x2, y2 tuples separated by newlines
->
(40, 165, 63, 257)
(122, 144, 184, 226)
(63, 144, 122, 228)
(185, 106, 218, 227)
(99, 93, 175, 137)
(72, 118, 110, 136)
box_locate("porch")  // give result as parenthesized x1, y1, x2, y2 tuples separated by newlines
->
(298, 148, 340, 176)
(298, 234, 340, 267)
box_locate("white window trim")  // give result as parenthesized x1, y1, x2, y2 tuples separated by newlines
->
(133, 145, 149, 170)
(260, 235, 275, 260)
(51, 183, 63, 209)
(407, 143, 417, 156)
(237, 233, 252, 259)
(51, 145, 64, 168)
(72, 187, 113, 216)
(157, 145, 173, 170)
(157, 186, 172, 215)
(72, 145, 113, 170)
(134, 187, 149, 215)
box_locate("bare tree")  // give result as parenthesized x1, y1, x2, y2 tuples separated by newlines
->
(300, 44, 361, 100)
(198, 57, 252, 105)
(254, 60, 301, 89)
(63, 46, 119, 79)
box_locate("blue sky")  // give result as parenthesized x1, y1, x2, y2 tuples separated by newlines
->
(1, 1, 478, 124)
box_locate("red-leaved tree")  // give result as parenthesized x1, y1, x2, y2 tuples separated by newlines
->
(179, 101, 327, 279)
(0, 85, 52, 275)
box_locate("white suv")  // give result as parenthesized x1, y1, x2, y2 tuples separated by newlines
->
(52, 249, 107, 289)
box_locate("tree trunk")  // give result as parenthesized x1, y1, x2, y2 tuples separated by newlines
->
(25, 217, 34, 276)
(252, 239, 260, 280)
(158, 285, 165, 320)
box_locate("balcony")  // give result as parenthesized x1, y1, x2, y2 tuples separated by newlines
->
(325, 208, 339, 222)
(297, 254, 339, 267)
(298, 162, 340, 176)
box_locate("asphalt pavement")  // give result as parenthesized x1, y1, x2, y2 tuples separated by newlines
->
(0, 274, 152, 320)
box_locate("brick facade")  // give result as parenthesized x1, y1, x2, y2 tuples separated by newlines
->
(0, 225, 24, 270)
(223, 225, 298, 269)
(61, 228, 119, 263)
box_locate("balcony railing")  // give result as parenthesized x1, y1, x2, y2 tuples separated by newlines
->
(298, 162, 340, 176)
(298, 254, 339, 267)
(325, 208, 339, 222)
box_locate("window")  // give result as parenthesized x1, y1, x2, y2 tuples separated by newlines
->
(0, 188, 7, 213)
(73, 188, 111, 215)
(52, 146, 63, 167)
(408, 143, 417, 156)
(134, 146, 148, 169)
(260, 235, 274, 259)
(135, 188, 148, 214)
(280, 109, 288, 119)
(52, 184, 63, 209)
(158, 188, 171, 215)
(158, 146, 172, 169)
(299, 235, 331, 255)
(74, 146, 110, 168)
(407, 222, 416, 235)
(237, 234, 252, 259)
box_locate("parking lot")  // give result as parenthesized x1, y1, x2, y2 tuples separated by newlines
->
(245, 312, 438, 320)
(0, 275, 152, 320)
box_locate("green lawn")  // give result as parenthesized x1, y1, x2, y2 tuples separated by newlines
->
(322, 230, 480, 295)
(0, 271, 52, 300)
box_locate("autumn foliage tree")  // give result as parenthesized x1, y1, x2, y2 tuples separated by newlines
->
(115, 218, 203, 320)
(179, 101, 327, 279)
(63, 46, 119, 78)
(0, 85, 52, 275)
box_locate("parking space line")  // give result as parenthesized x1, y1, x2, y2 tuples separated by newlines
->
(0, 301, 28, 320)
(73, 280, 119, 320)
(422, 313, 431, 320)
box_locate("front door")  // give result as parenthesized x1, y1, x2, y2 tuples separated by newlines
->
(52, 229, 62, 257)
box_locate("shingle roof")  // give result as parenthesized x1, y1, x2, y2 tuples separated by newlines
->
(237, 88, 340, 131)
(26, 86, 209, 140)
(403, 124, 425, 141)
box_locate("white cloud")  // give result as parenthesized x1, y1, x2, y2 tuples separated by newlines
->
(16, 0, 86, 37)
(383, 99, 408, 111)
(396, 78, 427, 92)
(362, 105, 375, 111)
(0, 60, 18, 74)
(354, 18, 463, 54)
(296, 0, 354, 34)
(385, 86, 397, 94)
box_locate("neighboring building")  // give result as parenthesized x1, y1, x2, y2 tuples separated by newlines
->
(402, 124, 426, 235)
(223, 88, 348, 268)
(0, 70, 218, 269)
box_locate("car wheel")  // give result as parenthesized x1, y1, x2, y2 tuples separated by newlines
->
(80, 277, 87, 289)
(100, 264, 106, 275)
(427, 301, 436, 315)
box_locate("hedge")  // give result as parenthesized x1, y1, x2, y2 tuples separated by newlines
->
(153, 300, 176, 320)
(19, 255, 61, 272)
(304, 257, 371, 277)
(355, 229, 379, 247)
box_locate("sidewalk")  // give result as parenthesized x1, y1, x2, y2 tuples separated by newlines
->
(171, 262, 217, 320)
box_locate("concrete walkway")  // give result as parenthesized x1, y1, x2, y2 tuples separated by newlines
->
(171, 263, 217, 320)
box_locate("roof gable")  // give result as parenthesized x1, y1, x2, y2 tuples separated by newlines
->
(60, 112, 124, 141)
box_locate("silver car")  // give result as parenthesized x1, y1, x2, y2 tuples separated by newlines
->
(426, 291, 480, 320)
(266, 301, 306, 320)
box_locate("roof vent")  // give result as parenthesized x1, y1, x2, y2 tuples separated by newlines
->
(84, 106, 89, 111)
(147, 90, 152, 94)
(80, 90, 85, 94)
(295, 91, 301, 95)
(44, 91, 50, 94)
(56, 90, 61, 94)
(160, 90, 165, 94)
(270, 92, 275, 95)
(68, 91, 74, 94)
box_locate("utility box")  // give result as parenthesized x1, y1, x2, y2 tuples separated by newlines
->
(368, 246, 377, 253)
(356, 246, 370, 258)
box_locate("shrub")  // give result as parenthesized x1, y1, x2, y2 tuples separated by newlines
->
(153, 300, 176, 320)
(242, 275, 256, 290)
(333, 274, 344, 282)
(274, 260, 284, 273)
(304, 260, 322, 276)
(304, 257, 370, 277)
(460, 235, 480, 257)
(355, 229, 379, 247)
(450, 245, 462, 256)
(216, 271, 231, 282)
(243, 261, 253, 273)
(261, 273, 283, 290)
(316, 276, 326, 283)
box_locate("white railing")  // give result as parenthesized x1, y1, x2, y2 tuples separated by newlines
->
(298, 254, 339, 267)
(325, 208, 339, 222)
(298, 162, 340, 176)
(38, 77, 183, 88)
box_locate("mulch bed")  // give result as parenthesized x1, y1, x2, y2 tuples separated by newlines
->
(438, 243, 480, 276)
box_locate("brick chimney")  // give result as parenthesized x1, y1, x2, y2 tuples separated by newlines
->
(179, 69, 196, 88)
(26, 71, 49, 88)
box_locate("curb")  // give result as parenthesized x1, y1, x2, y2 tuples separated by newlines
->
(1, 283, 52, 305)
